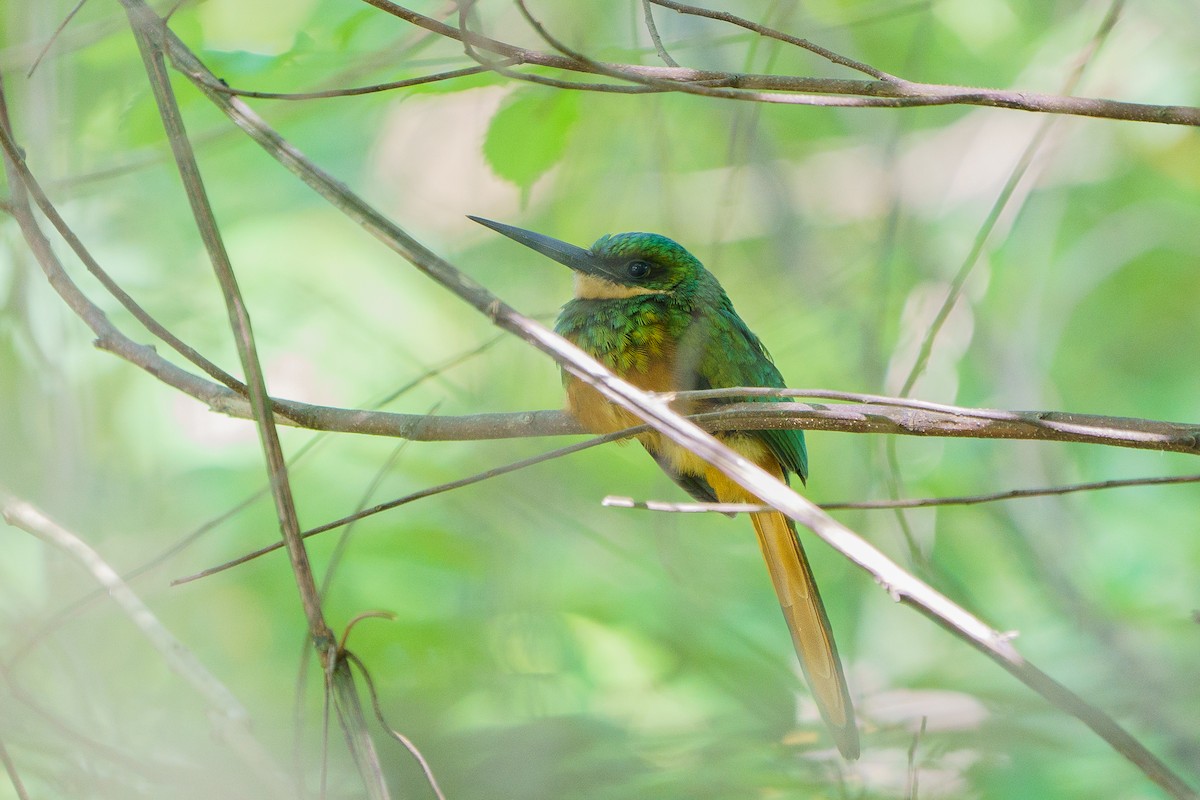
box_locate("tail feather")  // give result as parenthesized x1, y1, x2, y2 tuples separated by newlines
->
(750, 509, 860, 760)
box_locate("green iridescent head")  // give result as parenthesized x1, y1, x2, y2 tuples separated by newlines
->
(469, 216, 703, 293)
(586, 232, 703, 291)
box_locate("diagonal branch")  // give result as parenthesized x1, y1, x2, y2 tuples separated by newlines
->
(648, 0, 902, 81)
(119, 4, 389, 798)
(0, 491, 290, 796)
(897, 0, 1126, 396)
(121, 1, 330, 651)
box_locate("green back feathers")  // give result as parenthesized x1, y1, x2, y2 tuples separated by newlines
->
(556, 232, 808, 484)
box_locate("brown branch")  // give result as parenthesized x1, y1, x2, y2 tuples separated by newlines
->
(204, 63, 504, 101)
(640, 0, 680, 68)
(358, 0, 1199, 124)
(0, 735, 30, 800)
(648, 0, 901, 81)
(119, 5, 387, 798)
(121, 2, 329, 643)
(161, 389, 1200, 456)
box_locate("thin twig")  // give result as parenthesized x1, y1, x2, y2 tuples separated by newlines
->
(0, 492, 290, 794)
(26, 0, 90, 77)
(641, 0, 680, 67)
(172, 426, 641, 585)
(359, 1, 1200, 124)
(205, 63, 504, 101)
(648, 0, 901, 81)
(345, 651, 448, 800)
(0, 734, 31, 800)
(898, 0, 1127, 396)
(602, 472, 1200, 514)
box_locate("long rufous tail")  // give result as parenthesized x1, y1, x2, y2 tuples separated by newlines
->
(750, 508, 860, 760)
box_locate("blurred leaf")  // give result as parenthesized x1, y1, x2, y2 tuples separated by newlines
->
(483, 87, 580, 203)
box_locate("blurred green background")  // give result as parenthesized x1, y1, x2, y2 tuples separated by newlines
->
(2, 1, 1199, 798)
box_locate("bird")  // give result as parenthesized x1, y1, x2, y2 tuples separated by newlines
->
(469, 215, 859, 760)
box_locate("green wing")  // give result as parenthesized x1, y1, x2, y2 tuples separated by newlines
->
(692, 298, 809, 484)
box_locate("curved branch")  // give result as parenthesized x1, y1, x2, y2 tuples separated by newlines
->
(357, 1, 1199, 125)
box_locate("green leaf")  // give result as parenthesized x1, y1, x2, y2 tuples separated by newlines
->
(483, 87, 580, 201)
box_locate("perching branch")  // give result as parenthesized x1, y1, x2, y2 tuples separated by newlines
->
(6, 14, 1198, 463)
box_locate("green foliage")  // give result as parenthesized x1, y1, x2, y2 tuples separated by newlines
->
(2, 1, 1199, 799)
(484, 87, 581, 203)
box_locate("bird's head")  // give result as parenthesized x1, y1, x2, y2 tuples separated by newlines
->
(470, 216, 703, 299)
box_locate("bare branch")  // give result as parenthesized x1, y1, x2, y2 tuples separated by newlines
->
(119, 6, 391, 797)
(179, 391, 1200, 456)
(25, 0, 89, 77)
(603, 472, 1200, 513)
(205, 63, 505, 101)
(899, 0, 1126, 395)
(641, 0, 680, 68)
(648, 0, 901, 81)
(121, 0, 332, 650)
(358, 1, 1200, 124)
(344, 651, 447, 800)
(0, 492, 290, 794)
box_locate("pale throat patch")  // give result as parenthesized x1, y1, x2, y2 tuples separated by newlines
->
(573, 272, 669, 300)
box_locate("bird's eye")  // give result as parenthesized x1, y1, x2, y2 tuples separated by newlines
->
(626, 260, 651, 279)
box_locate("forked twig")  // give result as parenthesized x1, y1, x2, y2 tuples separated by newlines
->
(362, 0, 1200, 124)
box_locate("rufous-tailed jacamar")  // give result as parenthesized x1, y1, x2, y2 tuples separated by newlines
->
(471, 216, 859, 759)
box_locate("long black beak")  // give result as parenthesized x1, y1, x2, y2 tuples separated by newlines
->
(469, 215, 603, 276)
